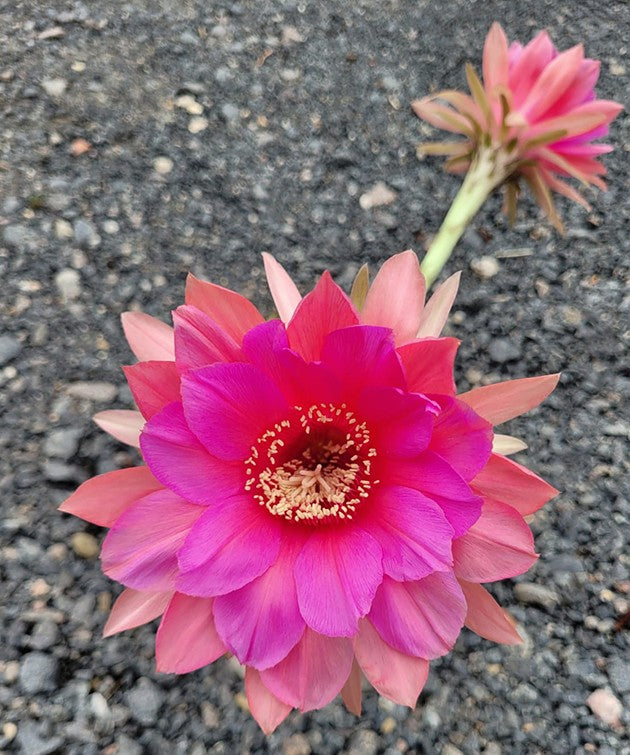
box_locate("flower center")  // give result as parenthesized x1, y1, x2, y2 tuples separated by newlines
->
(245, 403, 378, 523)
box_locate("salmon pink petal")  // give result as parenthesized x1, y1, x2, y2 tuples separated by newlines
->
(453, 500, 538, 582)
(295, 528, 383, 636)
(102, 490, 203, 591)
(140, 402, 243, 505)
(544, 59, 600, 117)
(59, 466, 163, 527)
(321, 326, 405, 396)
(156, 593, 226, 673)
(341, 659, 362, 715)
(369, 573, 466, 659)
(181, 362, 289, 461)
(260, 628, 353, 711)
(354, 618, 429, 707)
(123, 361, 181, 419)
(508, 31, 555, 106)
(459, 580, 522, 645)
(471, 453, 558, 515)
(428, 396, 493, 480)
(121, 311, 175, 362)
(173, 305, 242, 372)
(483, 22, 509, 93)
(94, 410, 144, 448)
(184, 274, 264, 343)
(397, 337, 459, 395)
(262, 253, 302, 324)
(103, 588, 172, 637)
(520, 44, 584, 122)
(176, 497, 281, 597)
(416, 271, 461, 338)
(363, 485, 454, 581)
(213, 537, 306, 669)
(361, 250, 426, 346)
(458, 373, 560, 425)
(286, 271, 359, 362)
(245, 667, 292, 734)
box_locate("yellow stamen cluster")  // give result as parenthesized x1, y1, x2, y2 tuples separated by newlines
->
(244, 403, 378, 523)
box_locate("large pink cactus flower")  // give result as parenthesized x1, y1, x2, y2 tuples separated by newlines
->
(61, 252, 558, 733)
(413, 22, 622, 232)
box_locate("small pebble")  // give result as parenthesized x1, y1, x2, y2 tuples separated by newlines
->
(0, 335, 22, 366)
(41, 78, 67, 96)
(19, 652, 59, 694)
(71, 532, 100, 559)
(586, 688, 622, 727)
(54, 268, 81, 301)
(514, 583, 559, 611)
(154, 156, 174, 174)
(471, 256, 500, 279)
(359, 182, 397, 209)
(54, 219, 74, 240)
(66, 381, 117, 401)
(188, 116, 208, 133)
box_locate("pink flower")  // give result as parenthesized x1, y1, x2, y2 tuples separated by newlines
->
(61, 251, 559, 732)
(413, 22, 622, 229)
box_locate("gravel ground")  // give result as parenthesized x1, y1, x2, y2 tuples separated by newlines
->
(1, 1, 628, 753)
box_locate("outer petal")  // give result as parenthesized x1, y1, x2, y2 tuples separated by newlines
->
(492, 434, 527, 455)
(94, 410, 144, 448)
(245, 667, 292, 735)
(458, 374, 560, 425)
(123, 361, 181, 419)
(59, 466, 163, 527)
(354, 618, 429, 707)
(368, 573, 466, 659)
(471, 453, 558, 516)
(397, 337, 459, 395)
(483, 22, 509, 93)
(453, 500, 538, 582)
(363, 485, 454, 581)
(341, 659, 362, 715)
(181, 362, 289, 461)
(103, 588, 172, 637)
(459, 580, 522, 645)
(101, 490, 203, 591)
(176, 497, 281, 597)
(240, 319, 289, 385)
(185, 274, 264, 343)
(286, 271, 359, 362)
(294, 528, 383, 637)
(520, 44, 584, 122)
(156, 593, 226, 673)
(260, 629, 353, 712)
(213, 537, 306, 669)
(121, 311, 175, 362)
(173, 305, 241, 373)
(140, 402, 243, 505)
(416, 271, 461, 338)
(361, 251, 426, 346)
(262, 253, 302, 324)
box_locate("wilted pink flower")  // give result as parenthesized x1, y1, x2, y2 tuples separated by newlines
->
(413, 22, 622, 229)
(61, 251, 558, 732)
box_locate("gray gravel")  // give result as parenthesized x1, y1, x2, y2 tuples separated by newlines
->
(1, 1, 628, 753)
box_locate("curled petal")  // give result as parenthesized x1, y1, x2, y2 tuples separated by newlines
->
(397, 337, 459, 395)
(124, 361, 181, 419)
(173, 305, 242, 372)
(103, 588, 172, 637)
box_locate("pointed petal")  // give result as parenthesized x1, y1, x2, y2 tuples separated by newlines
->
(458, 373, 559, 425)
(361, 251, 426, 346)
(103, 588, 172, 637)
(245, 667, 292, 734)
(156, 593, 226, 673)
(492, 434, 528, 455)
(341, 659, 362, 715)
(260, 629, 353, 712)
(121, 311, 175, 362)
(459, 580, 522, 645)
(350, 264, 369, 312)
(483, 22, 509, 93)
(416, 271, 461, 338)
(185, 273, 264, 343)
(262, 253, 302, 324)
(287, 271, 359, 362)
(59, 466, 163, 527)
(412, 97, 475, 136)
(520, 44, 584, 122)
(123, 361, 181, 419)
(355, 618, 429, 707)
(397, 337, 459, 395)
(173, 305, 241, 373)
(94, 410, 144, 448)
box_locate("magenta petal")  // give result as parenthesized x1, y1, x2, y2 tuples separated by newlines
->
(240, 320, 289, 383)
(321, 326, 405, 396)
(181, 362, 289, 461)
(287, 271, 359, 362)
(245, 667, 293, 734)
(354, 618, 429, 707)
(156, 593, 226, 673)
(369, 573, 466, 659)
(364, 485, 454, 581)
(140, 402, 243, 505)
(173, 305, 242, 373)
(124, 361, 181, 419)
(213, 537, 306, 669)
(427, 396, 493, 481)
(295, 528, 383, 637)
(103, 588, 172, 637)
(275, 350, 343, 406)
(260, 628, 353, 711)
(102, 490, 203, 591)
(176, 497, 281, 597)
(397, 337, 459, 396)
(358, 386, 437, 458)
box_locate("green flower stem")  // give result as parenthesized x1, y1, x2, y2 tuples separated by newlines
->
(420, 149, 505, 288)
